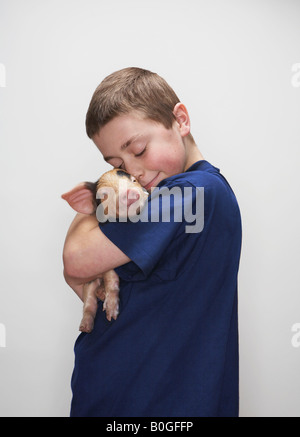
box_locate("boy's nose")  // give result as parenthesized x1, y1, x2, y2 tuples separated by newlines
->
(123, 162, 144, 183)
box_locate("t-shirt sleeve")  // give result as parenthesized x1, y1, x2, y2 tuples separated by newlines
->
(99, 179, 204, 281)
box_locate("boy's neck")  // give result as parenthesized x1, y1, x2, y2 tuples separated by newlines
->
(184, 137, 204, 171)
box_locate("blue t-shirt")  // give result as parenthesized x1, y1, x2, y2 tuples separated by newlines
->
(70, 160, 242, 417)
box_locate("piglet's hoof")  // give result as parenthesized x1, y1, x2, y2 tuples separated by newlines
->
(103, 293, 119, 321)
(79, 313, 95, 333)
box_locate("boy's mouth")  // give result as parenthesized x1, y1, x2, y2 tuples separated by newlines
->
(144, 173, 160, 191)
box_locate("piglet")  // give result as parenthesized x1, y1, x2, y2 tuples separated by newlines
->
(62, 169, 148, 333)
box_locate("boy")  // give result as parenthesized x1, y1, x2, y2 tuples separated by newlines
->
(63, 67, 242, 417)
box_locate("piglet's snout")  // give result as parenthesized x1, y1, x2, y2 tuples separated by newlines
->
(119, 189, 140, 207)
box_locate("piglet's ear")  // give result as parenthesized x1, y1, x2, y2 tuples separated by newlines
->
(61, 182, 95, 215)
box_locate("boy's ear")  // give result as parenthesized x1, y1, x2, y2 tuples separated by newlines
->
(61, 182, 95, 214)
(173, 102, 190, 137)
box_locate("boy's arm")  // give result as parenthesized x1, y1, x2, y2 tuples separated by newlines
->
(62, 213, 131, 300)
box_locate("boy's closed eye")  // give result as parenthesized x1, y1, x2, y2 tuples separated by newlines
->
(114, 144, 147, 169)
(134, 145, 147, 157)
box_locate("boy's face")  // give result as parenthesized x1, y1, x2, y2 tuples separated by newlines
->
(92, 111, 189, 191)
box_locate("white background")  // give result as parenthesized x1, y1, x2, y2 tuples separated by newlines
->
(0, 0, 299, 417)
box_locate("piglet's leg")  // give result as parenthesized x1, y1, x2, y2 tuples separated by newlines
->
(103, 270, 120, 321)
(79, 279, 100, 333)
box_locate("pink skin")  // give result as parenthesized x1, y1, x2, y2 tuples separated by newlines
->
(92, 103, 202, 191)
(117, 187, 142, 213)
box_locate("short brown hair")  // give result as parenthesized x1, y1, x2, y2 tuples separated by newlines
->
(86, 67, 181, 139)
